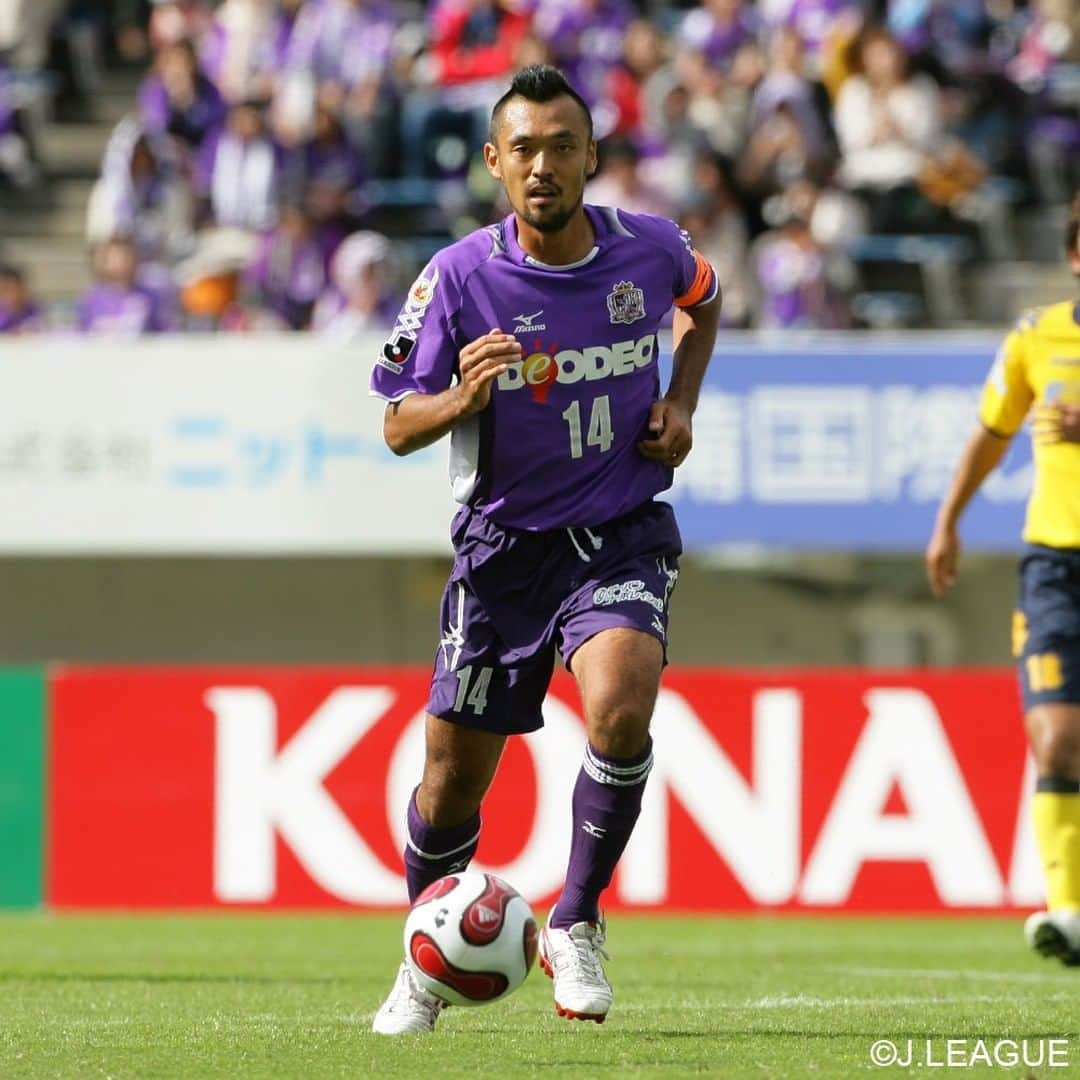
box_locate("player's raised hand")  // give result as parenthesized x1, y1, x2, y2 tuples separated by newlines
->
(456, 330, 522, 415)
(637, 398, 693, 467)
(926, 522, 960, 598)
(1032, 402, 1080, 445)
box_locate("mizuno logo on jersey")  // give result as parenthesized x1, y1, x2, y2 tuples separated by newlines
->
(512, 309, 546, 333)
(496, 334, 655, 393)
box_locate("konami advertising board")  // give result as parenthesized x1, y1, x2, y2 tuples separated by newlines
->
(46, 667, 1043, 912)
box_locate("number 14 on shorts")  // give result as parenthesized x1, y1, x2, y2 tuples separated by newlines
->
(454, 665, 493, 716)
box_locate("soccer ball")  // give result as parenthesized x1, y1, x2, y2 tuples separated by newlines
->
(403, 871, 538, 1007)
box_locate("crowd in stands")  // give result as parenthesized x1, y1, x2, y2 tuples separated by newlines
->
(0, 0, 1078, 336)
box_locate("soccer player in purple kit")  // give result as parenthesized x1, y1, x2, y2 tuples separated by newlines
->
(370, 65, 720, 1034)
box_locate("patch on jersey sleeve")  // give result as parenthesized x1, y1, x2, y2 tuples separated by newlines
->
(389, 264, 440, 341)
(408, 265, 439, 309)
(607, 280, 646, 325)
(377, 331, 415, 374)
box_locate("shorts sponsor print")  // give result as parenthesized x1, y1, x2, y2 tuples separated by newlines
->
(428, 501, 681, 734)
(1014, 545, 1080, 710)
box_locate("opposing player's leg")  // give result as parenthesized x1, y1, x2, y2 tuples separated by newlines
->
(1014, 549, 1080, 966)
(373, 715, 505, 1035)
(1024, 701, 1080, 966)
(540, 627, 664, 1023)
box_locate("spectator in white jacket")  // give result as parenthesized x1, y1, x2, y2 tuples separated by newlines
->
(833, 25, 943, 230)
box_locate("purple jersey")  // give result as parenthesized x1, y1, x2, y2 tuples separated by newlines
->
(370, 205, 717, 531)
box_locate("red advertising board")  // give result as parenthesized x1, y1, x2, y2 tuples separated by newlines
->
(49, 667, 1038, 911)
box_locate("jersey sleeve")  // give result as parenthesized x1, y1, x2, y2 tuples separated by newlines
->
(618, 211, 719, 310)
(369, 259, 460, 402)
(978, 322, 1033, 437)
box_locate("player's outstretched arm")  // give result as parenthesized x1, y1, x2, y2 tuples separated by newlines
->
(637, 294, 722, 468)
(926, 425, 1012, 597)
(383, 330, 522, 456)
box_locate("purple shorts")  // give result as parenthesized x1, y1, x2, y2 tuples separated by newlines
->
(428, 500, 682, 734)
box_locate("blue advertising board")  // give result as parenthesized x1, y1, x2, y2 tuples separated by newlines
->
(660, 335, 1031, 552)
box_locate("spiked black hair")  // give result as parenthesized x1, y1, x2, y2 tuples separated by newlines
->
(489, 65, 593, 144)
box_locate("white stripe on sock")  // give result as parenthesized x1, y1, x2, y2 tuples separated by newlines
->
(585, 744, 654, 778)
(405, 826, 481, 861)
(582, 753, 653, 787)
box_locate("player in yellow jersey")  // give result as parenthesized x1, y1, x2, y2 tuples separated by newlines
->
(927, 191, 1080, 966)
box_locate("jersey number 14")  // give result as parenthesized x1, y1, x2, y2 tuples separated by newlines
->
(561, 395, 614, 459)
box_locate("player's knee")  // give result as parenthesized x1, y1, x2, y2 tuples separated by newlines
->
(588, 701, 652, 758)
(1030, 718, 1080, 776)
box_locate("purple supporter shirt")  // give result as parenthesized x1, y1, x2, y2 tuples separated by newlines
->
(76, 284, 170, 335)
(285, 0, 397, 87)
(245, 226, 329, 329)
(533, 0, 634, 103)
(781, 0, 857, 57)
(303, 138, 365, 191)
(0, 302, 44, 333)
(200, 12, 292, 98)
(678, 5, 758, 70)
(0, 62, 15, 137)
(138, 73, 226, 146)
(369, 205, 718, 531)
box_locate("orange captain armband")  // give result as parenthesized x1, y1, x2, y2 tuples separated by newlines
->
(674, 250, 717, 309)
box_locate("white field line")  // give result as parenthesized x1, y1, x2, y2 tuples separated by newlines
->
(746, 993, 1017, 1009)
(826, 964, 1080, 985)
(609, 994, 1033, 1014)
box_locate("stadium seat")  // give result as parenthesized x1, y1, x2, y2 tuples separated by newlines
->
(850, 290, 925, 329)
(846, 234, 977, 326)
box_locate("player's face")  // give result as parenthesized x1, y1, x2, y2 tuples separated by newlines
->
(485, 96, 597, 234)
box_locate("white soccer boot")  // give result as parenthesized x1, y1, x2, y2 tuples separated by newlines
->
(1024, 909, 1080, 967)
(371, 961, 446, 1034)
(538, 915, 613, 1022)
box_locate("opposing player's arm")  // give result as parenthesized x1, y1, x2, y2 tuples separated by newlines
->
(926, 425, 1013, 597)
(383, 330, 522, 456)
(927, 320, 1034, 596)
(637, 291, 722, 468)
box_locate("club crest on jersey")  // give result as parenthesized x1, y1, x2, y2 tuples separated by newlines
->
(607, 280, 645, 325)
(377, 331, 415, 374)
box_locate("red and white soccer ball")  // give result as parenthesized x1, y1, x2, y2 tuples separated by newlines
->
(404, 872, 538, 1007)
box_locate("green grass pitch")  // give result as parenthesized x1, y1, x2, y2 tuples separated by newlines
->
(0, 913, 1077, 1078)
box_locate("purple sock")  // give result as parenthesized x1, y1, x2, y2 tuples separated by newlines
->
(402, 789, 481, 902)
(551, 738, 653, 929)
